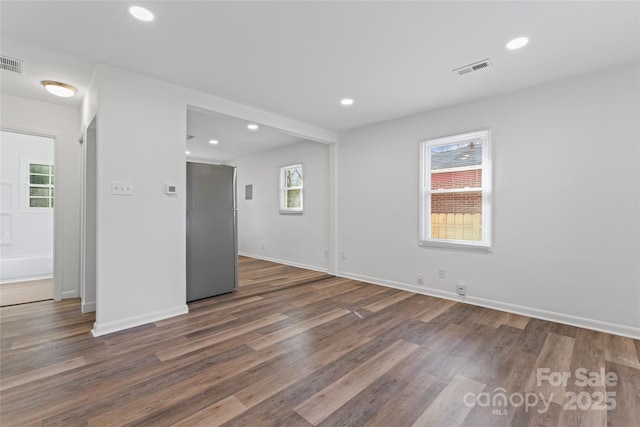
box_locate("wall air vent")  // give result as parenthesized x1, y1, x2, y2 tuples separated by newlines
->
(453, 59, 491, 76)
(0, 56, 24, 74)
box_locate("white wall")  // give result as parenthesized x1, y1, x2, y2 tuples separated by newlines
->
(84, 62, 638, 338)
(232, 141, 330, 271)
(0, 131, 54, 282)
(82, 66, 189, 335)
(0, 94, 81, 298)
(81, 64, 337, 336)
(338, 61, 640, 338)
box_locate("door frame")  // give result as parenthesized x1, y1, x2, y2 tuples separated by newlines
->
(79, 116, 97, 313)
(0, 126, 61, 300)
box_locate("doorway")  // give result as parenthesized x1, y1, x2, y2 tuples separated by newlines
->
(0, 130, 55, 305)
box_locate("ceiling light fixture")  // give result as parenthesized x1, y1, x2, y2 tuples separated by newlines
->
(185, 150, 190, 155)
(41, 80, 77, 97)
(340, 98, 355, 106)
(247, 123, 259, 131)
(129, 6, 154, 22)
(209, 139, 219, 145)
(506, 37, 529, 50)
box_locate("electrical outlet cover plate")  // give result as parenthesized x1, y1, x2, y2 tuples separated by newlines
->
(166, 184, 177, 195)
(456, 284, 466, 295)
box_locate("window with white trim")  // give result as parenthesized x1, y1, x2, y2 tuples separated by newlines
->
(27, 163, 54, 209)
(419, 130, 491, 249)
(280, 163, 303, 213)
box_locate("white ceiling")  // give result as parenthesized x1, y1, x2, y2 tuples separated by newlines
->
(186, 109, 305, 163)
(0, 37, 95, 109)
(1, 1, 638, 136)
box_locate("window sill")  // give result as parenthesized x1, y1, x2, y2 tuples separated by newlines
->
(21, 208, 54, 214)
(279, 210, 303, 215)
(419, 240, 492, 253)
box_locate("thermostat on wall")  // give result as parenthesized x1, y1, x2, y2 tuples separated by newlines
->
(165, 184, 177, 195)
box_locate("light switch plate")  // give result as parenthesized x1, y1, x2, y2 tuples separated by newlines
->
(112, 181, 133, 196)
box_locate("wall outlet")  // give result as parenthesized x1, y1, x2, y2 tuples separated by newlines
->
(438, 267, 446, 279)
(324, 250, 329, 258)
(456, 283, 467, 296)
(417, 275, 424, 285)
(165, 184, 177, 195)
(261, 244, 265, 250)
(341, 251, 347, 260)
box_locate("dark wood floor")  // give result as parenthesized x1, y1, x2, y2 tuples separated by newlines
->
(1, 257, 638, 426)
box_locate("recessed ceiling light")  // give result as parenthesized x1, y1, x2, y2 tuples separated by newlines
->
(247, 123, 259, 131)
(209, 139, 219, 145)
(340, 98, 354, 106)
(41, 80, 77, 97)
(129, 6, 154, 22)
(506, 37, 529, 50)
(185, 150, 190, 155)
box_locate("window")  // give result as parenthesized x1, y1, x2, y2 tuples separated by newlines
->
(280, 163, 303, 213)
(419, 130, 491, 249)
(28, 163, 54, 209)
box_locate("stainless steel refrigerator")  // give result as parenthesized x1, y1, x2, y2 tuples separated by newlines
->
(186, 163, 238, 302)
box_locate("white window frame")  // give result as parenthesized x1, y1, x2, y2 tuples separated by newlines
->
(1, 181, 14, 245)
(280, 163, 304, 214)
(419, 129, 492, 250)
(22, 159, 54, 212)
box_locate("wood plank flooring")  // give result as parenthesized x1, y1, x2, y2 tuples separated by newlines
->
(1, 256, 638, 426)
(0, 278, 53, 306)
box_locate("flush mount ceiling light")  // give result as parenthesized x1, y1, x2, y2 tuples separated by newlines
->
(247, 123, 259, 131)
(129, 6, 154, 21)
(185, 150, 191, 155)
(340, 98, 354, 106)
(209, 139, 219, 145)
(41, 80, 77, 97)
(506, 37, 529, 50)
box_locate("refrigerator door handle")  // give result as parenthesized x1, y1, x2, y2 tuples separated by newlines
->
(232, 166, 238, 210)
(232, 166, 239, 289)
(233, 209, 239, 289)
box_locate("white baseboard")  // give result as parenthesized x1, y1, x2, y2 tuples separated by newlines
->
(91, 304, 189, 337)
(239, 252, 329, 274)
(339, 271, 640, 340)
(464, 295, 640, 340)
(82, 301, 96, 313)
(339, 271, 462, 302)
(62, 290, 78, 299)
(0, 274, 53, 284)
(0, 255, 53, 283)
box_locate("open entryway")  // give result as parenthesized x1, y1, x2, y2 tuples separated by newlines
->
(0, 130, 55, 305)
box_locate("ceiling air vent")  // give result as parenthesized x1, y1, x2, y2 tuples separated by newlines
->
(0, 56, 24, 74)
(453, 59, 491, 76)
